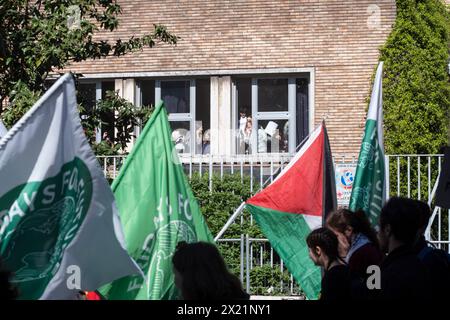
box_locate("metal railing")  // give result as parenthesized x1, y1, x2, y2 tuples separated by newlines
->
(98, 153, 448, 296)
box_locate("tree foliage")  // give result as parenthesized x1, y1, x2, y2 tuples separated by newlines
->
(380, 0, 450, 154)
(189, 172, 304, 296)
(0, 0, 177, 112)
(86, 90, 153, 155)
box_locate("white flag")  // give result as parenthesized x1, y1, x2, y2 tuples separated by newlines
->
(0, 74, 141, 299)
(0, 119, 7, 139)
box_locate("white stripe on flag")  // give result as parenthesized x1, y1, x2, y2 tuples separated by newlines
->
(303, 214, 322, 231)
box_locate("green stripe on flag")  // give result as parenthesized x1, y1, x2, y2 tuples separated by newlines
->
(247, 204, 321, 299)
(349, 119, 385, 225)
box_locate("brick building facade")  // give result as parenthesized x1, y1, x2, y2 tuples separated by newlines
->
(67, 0, 397, 156)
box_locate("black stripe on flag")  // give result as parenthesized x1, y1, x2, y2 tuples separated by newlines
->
(322, 121, 337, 223)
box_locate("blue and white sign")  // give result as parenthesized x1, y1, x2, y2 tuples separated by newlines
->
(335, 163, 357, 208)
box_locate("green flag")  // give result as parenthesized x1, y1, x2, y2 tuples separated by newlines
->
(0, 74, 140, 299)
(349, 62, 386, 226)
(99, 102, 213, 300)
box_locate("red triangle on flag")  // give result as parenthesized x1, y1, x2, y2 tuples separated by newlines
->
(247, 125, 325, 217)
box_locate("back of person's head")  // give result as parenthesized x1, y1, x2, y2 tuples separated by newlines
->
(306, 227, 340, 263)
(326, 208, 379, 248)
(412, 200, 431, 235)
(379, 197, 421, 246)
(172, 241, 248, 300)
(0, 258, 17, 300)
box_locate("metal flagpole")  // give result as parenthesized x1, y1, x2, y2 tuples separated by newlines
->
(214, 202, 246, 241)
(425, 173, 442, 241)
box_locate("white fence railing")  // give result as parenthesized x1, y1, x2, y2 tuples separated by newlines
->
(97, 153, 448, 296)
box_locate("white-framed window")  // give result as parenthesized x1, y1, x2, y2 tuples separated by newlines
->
(158, 79, 195, 154)
(233, 76, 310, 155)
(137, 78, 211, 155)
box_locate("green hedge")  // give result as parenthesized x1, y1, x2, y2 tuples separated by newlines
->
(378, 0, 450, 244)
(189, 173, 263, 238)
(380, 0, 450, 155)
(189, 172, 304, 296)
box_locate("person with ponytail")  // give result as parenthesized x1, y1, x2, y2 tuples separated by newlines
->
(326, 209, 383, 280)
(306, 227, 352, 301)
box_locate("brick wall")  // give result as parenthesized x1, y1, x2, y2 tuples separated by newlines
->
(66, 0, 397, 155)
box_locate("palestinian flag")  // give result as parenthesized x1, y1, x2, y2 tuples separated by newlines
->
(246, 122, 336, 299)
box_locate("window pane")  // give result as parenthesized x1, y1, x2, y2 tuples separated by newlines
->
(102, 81, 115, 99)
(236, 78, 251, 154)
(296, 78, 309, 146)
(77, 83, 96, 112)
(161, 81, 190, 114)
(170, 121, 191, 153)
(141, 80, 155, 107)
(195, 78, 211, 154)
(101, 81, 115, 143)
(258, 79, 288, 112)
(256, 119, 289, 153)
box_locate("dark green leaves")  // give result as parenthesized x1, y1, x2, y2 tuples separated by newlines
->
(0, 0, 177, 116)
(380, 0, 450, 155)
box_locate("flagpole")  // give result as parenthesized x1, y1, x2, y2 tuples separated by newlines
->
(214, 202, 246, 241)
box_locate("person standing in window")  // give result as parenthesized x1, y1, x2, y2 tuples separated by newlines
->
(257, 126, 268, 153)
(264, 121, 281, 153)
(238, 109, 248, 135)
(172, 129, 190, 153)
(242, 117, 253, 154)
(237, 109, 249, 154)
(282, 122, 289, 152)
(195, 122, 203, 154)
(202, 129, 211, 154)
(268, 128, 282, 153)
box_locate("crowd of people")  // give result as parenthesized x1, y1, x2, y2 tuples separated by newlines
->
(170, 196, 449, 301)
(237, 109, 289, 154)
(171, 124, 211, 155)
(308, 197, 449, 301)
(0, 197, 448, 300)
